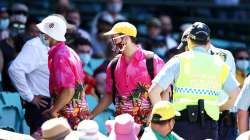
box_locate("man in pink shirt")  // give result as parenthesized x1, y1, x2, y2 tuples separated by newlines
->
(91, 22, 164, 129)
(37, 14, 89, 129)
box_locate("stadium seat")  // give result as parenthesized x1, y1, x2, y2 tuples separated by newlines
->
(0, 92, 29, 134)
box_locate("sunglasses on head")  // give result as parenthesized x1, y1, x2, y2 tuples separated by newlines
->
(12, 23, 25, 29)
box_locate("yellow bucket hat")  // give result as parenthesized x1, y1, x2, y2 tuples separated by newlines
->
(104, 22, 137, 37)
(151, 101, 181, 122)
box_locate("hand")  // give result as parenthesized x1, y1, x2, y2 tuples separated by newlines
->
(88, 112, 94, 120)
(42, 108, 51, 119)
(31, 95, 48, 109)
(50, 110, 59, 118)
(42, 107, 59, 119)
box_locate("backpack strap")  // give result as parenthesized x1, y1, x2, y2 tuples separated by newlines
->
(110, 53, 154, 104)
(145, 53, 155, 80)
(110, 55, 120, 103)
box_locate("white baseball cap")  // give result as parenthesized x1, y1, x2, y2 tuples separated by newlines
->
(37, 15, 67, 41)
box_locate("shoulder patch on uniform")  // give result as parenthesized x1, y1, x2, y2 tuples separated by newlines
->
(211, 50, 227, 62)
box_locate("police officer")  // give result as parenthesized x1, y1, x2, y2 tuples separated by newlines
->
(178, 23, 239, 140)
(148, 22, 240, 140)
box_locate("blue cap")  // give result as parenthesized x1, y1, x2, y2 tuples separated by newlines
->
(189, 22, 210, 43)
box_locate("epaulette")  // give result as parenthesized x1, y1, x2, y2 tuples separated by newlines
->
(211, 50, 227, 62)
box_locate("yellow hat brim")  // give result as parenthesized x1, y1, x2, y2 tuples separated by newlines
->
(103, 30, 117, 36)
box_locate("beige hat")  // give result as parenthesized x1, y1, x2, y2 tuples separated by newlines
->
(41, 117, 72, 140)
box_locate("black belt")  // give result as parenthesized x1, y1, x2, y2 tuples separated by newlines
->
(175, 99, 217, 128)
(175, 107, 216, 129)
(176, 109, 213, 122)
(220, 110, 236, 117)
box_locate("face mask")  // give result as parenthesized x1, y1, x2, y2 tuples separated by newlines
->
(68, 19, 80, 28)
(10, 29, 24, 37)
(152, 47, 167, 58)
(75, 20, 80, 28)
(0, 19, 9, 30)
(79, 53, 91, 64)
(107, 3, 122, 13)
(236, 59, 249, 72)
(111, 35, 127, 53)
(39, 34, 50, 46)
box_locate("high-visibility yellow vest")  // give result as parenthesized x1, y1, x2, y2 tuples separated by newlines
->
(173, 50, 229, 121)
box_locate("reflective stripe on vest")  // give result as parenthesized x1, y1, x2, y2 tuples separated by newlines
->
(173, 51, 229, 121)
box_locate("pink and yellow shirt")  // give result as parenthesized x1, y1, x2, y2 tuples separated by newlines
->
(48, 42, 89, 129)
(106, 46, 164, 125)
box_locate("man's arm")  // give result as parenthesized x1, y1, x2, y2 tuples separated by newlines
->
(219, 87, 240, 111)
(50, 88, 75, 116)
(44, 54, 80, 117)
(149, 57, 179, 105)
(237, 109, 249, 134)
(8, 42, 40, 102)
(149, 83, 164, 105)
(236, 77, 250, 133)
(91, 61, 114, 118)
(225, 50, 236, 76)
(9, 64, 34, 102)
(220, 72, 240, 111)
(91, 92, 113, 119)
(162, 87, 172, 101)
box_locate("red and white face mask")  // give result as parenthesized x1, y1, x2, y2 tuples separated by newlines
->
(111, 35, 127, 53)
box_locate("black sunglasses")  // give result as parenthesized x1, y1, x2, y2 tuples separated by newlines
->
(238, 57, 249, 60)
(12, 11, 28, 15)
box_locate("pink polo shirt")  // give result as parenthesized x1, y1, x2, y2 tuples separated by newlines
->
(48, 42, 84, 95)
(106, 46, 165, 96)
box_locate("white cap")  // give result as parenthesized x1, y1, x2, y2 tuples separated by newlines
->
(37, 15, 67, 41)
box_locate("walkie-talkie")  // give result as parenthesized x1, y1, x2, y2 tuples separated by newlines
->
(198, 99, 205, 127)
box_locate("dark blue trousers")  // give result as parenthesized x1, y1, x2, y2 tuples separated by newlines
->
(218, 113, 238, 140)
(173, 120, 218, 140)
(218, 125, 237, 140)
